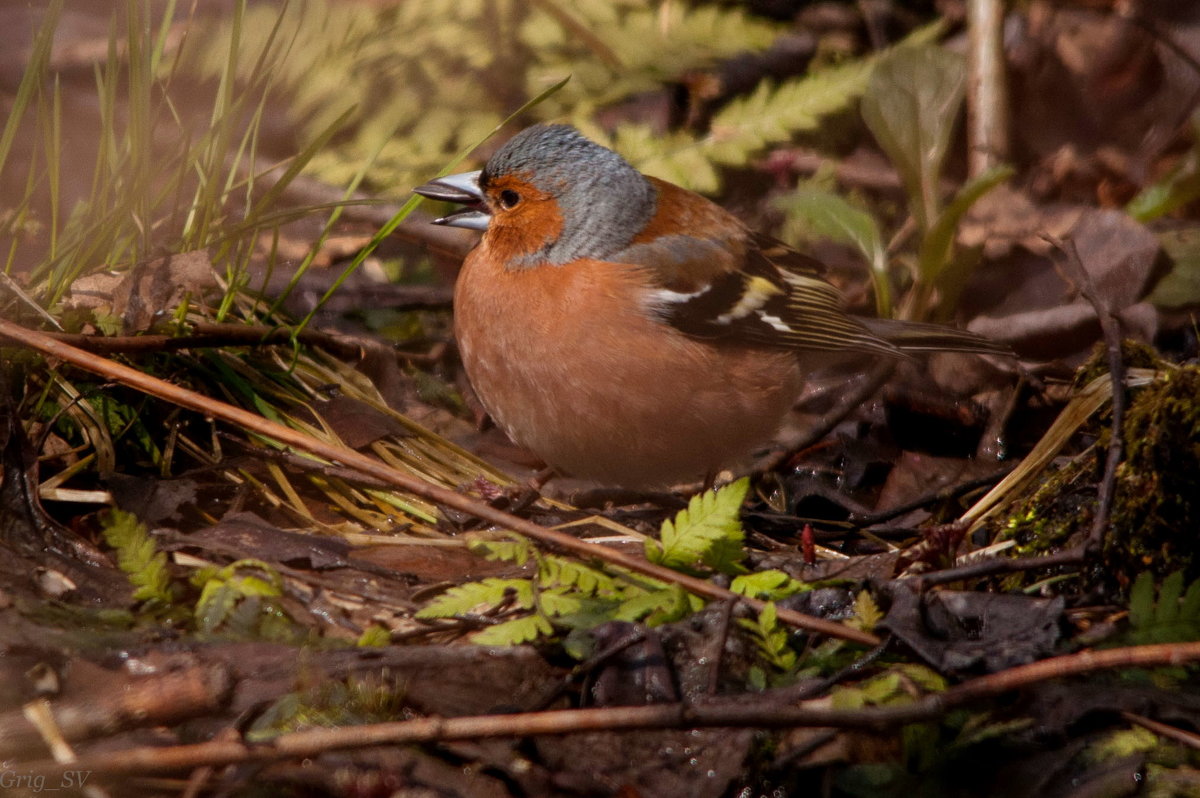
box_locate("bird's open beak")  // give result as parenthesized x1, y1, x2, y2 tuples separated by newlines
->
(413, 170, 490, 231)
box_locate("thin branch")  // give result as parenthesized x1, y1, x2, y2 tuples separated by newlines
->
(848, 466, 1014, 526)
(33, 321, 449, 362)
(22, 642, 1200, 778)
(903, 546, 1084, 589)
(1045, 235, 1127, 557)
(1122, 711, 1200, 751)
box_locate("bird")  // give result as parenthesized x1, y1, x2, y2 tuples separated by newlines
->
(414, 124, 1006, 489)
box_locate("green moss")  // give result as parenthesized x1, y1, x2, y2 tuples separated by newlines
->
(1105, 365, 1200, 585)
(992, 357, 1200, 592)
(1072, 339, 1165, 391)
(246, 671, 407, 739)
(997, 454, 1096, 556)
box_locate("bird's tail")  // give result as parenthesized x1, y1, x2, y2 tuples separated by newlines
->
(859, 317, 1011, 356)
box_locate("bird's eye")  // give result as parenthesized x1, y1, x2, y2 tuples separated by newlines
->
(498, 189, 521, 210)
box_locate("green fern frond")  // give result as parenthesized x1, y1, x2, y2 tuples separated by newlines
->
(527, 2, 781, 119)
(100, 508, 174, 605)
(183, 0, 782, 192)
(645, 477, 749, 571)
(470, 613, 555, 646)
(356, 625, 391, 647)
(850, 590, 884, 633)
(619, 22, 942, 193)
(738, 602, 798, 672)
(1126, 571, 1200, 645)
(614, 582, 699, 625)
(536, 586, 591, 617)
(193, 559, 287, 635)
(415, 578, 534, 619)
(468, 536, 534, 565)
(731, 569, 809, 601)
(539, 557, 619, 595)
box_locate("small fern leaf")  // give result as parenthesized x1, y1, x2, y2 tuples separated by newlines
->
(615, 583, 692, 624)
(1156, 571, 1186, 626)
(646, 477, 749, 570)
(1126, 570, 1200, 645)
(850, 590, 884, 633)
(195, 582, 239, 633)
(415, 578, 533, 619)
(1181, 578, 1200, 621)
(737, 602, 797, 671)
(703, 535, 750, 576)
(468, 536, 532, 565)
(101, 509, 173, 605)
(470, 614, 554, 646)
(540, 557, 618, 595)
(1129, 571, 1156, 628)
(731, 569, 808, 600)
(537, 587, 589, 618)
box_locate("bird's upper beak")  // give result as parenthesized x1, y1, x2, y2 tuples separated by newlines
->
(413, 170, 490, 231)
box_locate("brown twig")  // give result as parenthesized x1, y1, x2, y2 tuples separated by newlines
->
(786, 636, 893, 702)
(848, 466, 1014, 526)
(903, 547, 1085, 590)
(0, 319, 878, 646)
(35, 322, 407, 362)
(21, 642, 1200, 778)
(1045, 235, 1127, 557)
(1122, 711, 1200, 751)
(215, 432, 394, 489)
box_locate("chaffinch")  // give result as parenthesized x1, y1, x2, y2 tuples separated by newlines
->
(415, 124, 1005, 489)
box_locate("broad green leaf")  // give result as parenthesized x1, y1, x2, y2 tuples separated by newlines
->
(1088, 727, 1159, 762)
(861, 46, 966, 231)
(1127, 113, 1200, 222)
(196, 583, 239, 633)
(860, 672, 902, 704)
(776, 187, 891, 317)
(1147, 227, 1200, 309)
(356, 626, 391, 647)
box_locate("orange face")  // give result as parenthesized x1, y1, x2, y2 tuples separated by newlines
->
(477, 172, 564, 267)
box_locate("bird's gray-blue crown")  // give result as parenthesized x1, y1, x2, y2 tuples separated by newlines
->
(482, 124, 657, 265)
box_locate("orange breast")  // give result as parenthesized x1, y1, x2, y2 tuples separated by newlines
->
(453, 248, 804, 487)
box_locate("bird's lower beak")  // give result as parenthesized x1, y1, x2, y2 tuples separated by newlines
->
(413, 170, 490, 231)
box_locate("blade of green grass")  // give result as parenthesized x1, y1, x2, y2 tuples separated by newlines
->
(289, 75, 571, 335)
